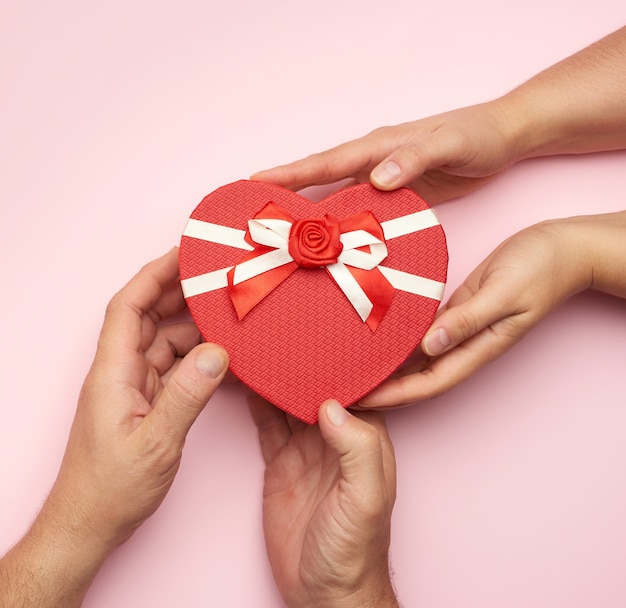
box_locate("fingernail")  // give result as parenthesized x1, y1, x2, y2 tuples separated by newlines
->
(423, 327, 451, 356)
(326, 399, 349, 426)
(371, 160, 402, 186)
(195, 347, 227, 378)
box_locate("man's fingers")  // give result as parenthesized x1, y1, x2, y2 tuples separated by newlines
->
(146, 343, 228, 441)
(99, 248, 182, 358)
(351, 409, 397, 496)
(248, 394, 292, 465)
(143, 323, 202, 375)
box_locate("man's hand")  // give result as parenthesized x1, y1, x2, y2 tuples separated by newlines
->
(250, 396, 400, 608)
(0, 248, 228, 607)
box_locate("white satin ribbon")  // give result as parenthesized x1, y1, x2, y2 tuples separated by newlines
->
(181, 209, 445, 311)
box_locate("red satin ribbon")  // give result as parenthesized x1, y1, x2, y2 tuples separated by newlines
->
(227, 202, 395, 332)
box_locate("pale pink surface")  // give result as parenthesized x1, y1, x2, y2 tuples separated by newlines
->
(1, 2, 626, 606)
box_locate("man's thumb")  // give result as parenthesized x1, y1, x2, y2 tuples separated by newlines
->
(318, 399, 385, 492)
(150, 343, 228, 439)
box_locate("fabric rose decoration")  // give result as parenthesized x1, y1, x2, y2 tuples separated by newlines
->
(288, 215, 344, 268)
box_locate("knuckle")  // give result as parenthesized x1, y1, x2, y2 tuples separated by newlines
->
(353, 422, 382, 453)
(368, 125, 391, 138)
(438, 126, 467, 151)
(141, 421, 183, 464)
(453, 308, 481, 342)
(303, 150, 338, 180)
(319, 155, 339, 180)
(167, 374, 205, 412)
(397, 142, 427, 170)
(399, 368, 446, 403)
(104, 294, 123, 317)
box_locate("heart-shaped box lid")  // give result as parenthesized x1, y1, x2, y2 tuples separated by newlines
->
(179, 180, 448, 423)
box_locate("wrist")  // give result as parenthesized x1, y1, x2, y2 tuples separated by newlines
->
(297, 589, 399, 608)
(487, 94, 537, 165)
(333, 580, 399, 608)
(347, 581, 400, 608)
(293, 568, 400, 608)
(29, 484, 114, 584)
(556, 211, 626, 299)
(0, 493, 112, 608)
(533, 218, 594, 299)
(490, 85, 571, 163)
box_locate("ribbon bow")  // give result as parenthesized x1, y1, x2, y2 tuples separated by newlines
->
(181, 201, 445, 332)
(226, 202, 393, 331)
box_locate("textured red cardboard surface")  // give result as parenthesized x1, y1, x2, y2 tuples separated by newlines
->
(179, 180, 448, 423)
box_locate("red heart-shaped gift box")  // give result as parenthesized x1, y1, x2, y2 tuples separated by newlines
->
(179, 180, 447, 423)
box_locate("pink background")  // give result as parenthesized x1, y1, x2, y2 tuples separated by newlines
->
(1, 2, 625, 606)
